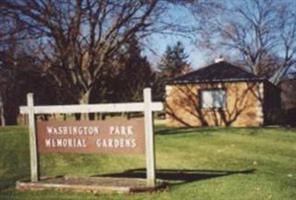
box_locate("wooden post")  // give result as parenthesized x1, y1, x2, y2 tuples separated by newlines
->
(143, 88, 156, 187)
(27, 93, 39, 182)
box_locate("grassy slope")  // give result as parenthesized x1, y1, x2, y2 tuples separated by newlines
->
(0, 124, 295, 200)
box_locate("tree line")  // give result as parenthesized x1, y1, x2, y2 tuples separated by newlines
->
(0, 0, 295, 125)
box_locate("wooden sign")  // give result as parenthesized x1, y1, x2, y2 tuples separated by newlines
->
(20, 88, 162, 186)
(37, 118, 145, 154)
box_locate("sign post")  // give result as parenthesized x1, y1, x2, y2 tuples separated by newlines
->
(27, 93, 39, 182)
(144, 88, 156, 187)
(20, 88, 162, 187)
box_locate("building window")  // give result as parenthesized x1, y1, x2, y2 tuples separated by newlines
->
(201, 89, 226, 109)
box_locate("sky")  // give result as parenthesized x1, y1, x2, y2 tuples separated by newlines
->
(144, 4, 208, 70)
(147, 33, 207, 70)
(145, 0, 296, 73)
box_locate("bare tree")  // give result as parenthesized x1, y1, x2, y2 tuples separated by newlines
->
(191, 0, 296, 81)
(0, 0, 195, 106)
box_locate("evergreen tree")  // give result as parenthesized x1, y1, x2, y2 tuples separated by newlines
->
(154, 41, 191, 101)
(158, 41, 191, 78)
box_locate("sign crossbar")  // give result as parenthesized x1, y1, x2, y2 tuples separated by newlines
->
(20, 102, 163, 114)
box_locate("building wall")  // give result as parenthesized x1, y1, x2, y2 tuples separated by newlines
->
(280, 79, 296, 111)
(263, 81, 281, 125)
(279, 79, 296, 126)
(165, 81, 264, 127)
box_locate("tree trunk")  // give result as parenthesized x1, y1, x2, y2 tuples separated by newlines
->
(3, 102, 18, 125)
(0, 106, 5, 126)
(79, 90, 91, 120)
(0, 96, 5, 126)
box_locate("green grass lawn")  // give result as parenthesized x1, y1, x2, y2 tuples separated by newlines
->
(0, 124, 295, 200)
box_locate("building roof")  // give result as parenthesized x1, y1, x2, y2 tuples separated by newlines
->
(169, 61, 265, 84)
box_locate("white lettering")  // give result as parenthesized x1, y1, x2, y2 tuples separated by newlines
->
(109, 125, 134, 137)
(46, 127, 53, 134)
(45, 139, 51, 147)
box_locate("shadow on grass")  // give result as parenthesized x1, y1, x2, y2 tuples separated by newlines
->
(0, 152, 30, 191)
(97, 168, 256, 186)
(0, 180, 14, 191)
(155, 126, 282, 136)
(0, 175, 29, 191)
(155, 127, 223, 136)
